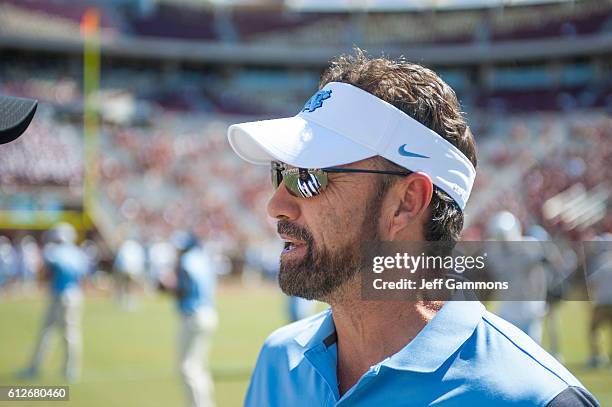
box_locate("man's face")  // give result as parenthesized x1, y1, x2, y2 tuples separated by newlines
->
(267, 159, 387, 302)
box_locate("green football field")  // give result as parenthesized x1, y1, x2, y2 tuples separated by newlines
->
(0, 284, 610, 407)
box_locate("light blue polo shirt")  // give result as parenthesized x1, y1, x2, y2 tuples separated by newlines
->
(44, 243, 88, 296)
(245, 301, 595, 406)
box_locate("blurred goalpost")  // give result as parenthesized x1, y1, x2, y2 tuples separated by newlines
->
(82, 8, 101, 234)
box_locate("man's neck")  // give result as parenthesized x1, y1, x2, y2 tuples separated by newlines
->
(329, 287, 444, 396)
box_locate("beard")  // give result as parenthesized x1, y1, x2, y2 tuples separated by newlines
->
(277, 185, 385, 302)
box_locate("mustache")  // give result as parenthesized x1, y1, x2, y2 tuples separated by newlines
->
(277, 220, 314, 244)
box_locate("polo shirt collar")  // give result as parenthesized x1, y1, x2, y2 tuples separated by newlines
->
(383, 300, 485, 372)
(294, 301, 485, 373)
(295, 308, 336, 348)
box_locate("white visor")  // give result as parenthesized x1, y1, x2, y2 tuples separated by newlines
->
(227, 82, 476, 210)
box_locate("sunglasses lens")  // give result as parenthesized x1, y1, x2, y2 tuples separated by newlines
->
(270, 162, 283, 190)
(270, 163, 328, 198)
(284, 169, 327, 198)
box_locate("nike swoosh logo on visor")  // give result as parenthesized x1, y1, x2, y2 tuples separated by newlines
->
(398, 144, 429, 159)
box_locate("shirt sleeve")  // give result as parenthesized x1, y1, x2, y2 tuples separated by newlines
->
(546, 386, 600, 407)
(244, 345, 271, 407)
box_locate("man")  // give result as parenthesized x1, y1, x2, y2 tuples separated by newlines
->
(0, 235, 18, 290)
(147, 236, 177, 289)
(486, 211, 548, 343)
(21, 222, 88, 382)
(159, 231, 218, 407)
(527, 224, 574, 362)
(227, 50, 599, 406)
(113, 237, 146, 309)
(586, 233, 612, 368)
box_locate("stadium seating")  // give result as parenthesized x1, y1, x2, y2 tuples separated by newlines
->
(1, 0, 609, 46)
(492, 5, 611, 41)
(1, 75, 608, 247)
(128, 4, 218, 40)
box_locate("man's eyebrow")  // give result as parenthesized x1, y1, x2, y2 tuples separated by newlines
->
(325, 170, 353, 181)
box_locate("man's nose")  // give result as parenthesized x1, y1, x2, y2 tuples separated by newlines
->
(267, 184, 300, 221)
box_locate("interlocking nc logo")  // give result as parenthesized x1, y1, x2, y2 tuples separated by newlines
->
(301, 90, 332, 113)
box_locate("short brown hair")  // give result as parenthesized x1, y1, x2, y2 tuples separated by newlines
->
(320, 49, 477, 241)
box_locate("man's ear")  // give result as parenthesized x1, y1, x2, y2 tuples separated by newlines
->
(387, 172, 433, 240)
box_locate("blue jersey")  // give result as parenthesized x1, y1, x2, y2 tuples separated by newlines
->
(44, 243, 88, 295)
(177, 246, 216, 316)
(246, 301, 598, 407)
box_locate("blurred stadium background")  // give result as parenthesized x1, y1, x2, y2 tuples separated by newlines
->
(0, 0, 610, 405)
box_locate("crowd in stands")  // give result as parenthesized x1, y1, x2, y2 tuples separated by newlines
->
(99, 114, 273, 246)
(464, 113, 611, 241)
(476, 86, 612, 112)
(0, 107, 82, 187)
(0, 94, 609, 254)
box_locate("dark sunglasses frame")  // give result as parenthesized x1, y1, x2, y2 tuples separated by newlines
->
(271, 161, 411, 198)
